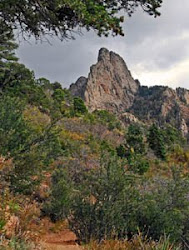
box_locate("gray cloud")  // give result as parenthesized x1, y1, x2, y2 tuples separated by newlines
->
(17, 0, 189, 89)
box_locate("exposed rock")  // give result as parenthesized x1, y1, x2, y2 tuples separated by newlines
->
(180, 118, 188, 136)
(69, 48, 189, 136)
(70, 48, 139, 113)
(120, 112, 140, 125)
(176, 87, 189, 105)
(128, 85, 189, 136)
(69, 76, 87, 99)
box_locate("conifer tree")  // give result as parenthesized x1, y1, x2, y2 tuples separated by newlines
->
(0, 22, 18, 85)
(148, 124, 166, 160)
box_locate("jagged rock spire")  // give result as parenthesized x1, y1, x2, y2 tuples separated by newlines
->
(70, 48, 139, 112)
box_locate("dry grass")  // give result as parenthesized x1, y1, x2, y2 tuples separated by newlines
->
(83, 234, 181, 250)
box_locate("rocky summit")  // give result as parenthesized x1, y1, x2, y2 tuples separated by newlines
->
(70, 48, 139, 113)
(70, 48, 189, 136)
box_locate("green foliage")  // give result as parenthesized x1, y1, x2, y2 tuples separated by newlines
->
(73, 97, 88, 115)
(0, 90, 64, 194)
(148, 124, 167, 160)
(128, 154, 150, 175)
(0, 0, 162, 40)
(10, 131, 64, 194)
(53, 88, 65, 102)
(116, 124, 149, 174)
(68, 154, 139, 242)
(0, 22, 18, 87)
(43, 167, 73, 222)
(163, 125, 185, 148)
(52, 81, 62, 90)
(116, 144, 127, 158)
(0, 63, 51, 111)
(0, 96, 31, 158)
(100, 141, 116, 155)
(68, 164, 189, 244)
(51, 88, 73, 117)
(138, 168, 189, 243)
(93, 110, 121, 130)
(0, 219, 5, 230)
(126, 124, 146, 155)
(116, 124, 146, 158)
(36, 77, 51, 87)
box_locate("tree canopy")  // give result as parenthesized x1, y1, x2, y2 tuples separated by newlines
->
(0, 0, 163, 40)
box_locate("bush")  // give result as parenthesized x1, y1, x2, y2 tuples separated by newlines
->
(93, 110, 121, 130)
(43, 157, 189, 245)
(148, 124, 167, 160)
(69, 155, 139, 242)
(73, 97, 88, 115)
(43, 167, 73, 222)
(126, 124, 146, 155)
(138, 168, 189, 243)
(128, 154, 150, 175)
(116, 144, 127, 158)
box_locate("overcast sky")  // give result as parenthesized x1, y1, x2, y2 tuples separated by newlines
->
(17, 0, 189, 89)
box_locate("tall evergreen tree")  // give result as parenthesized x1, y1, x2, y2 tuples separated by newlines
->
(126, 124, 146, 155)
(0, 22, 18, 86)
(148, 124, 166, 160)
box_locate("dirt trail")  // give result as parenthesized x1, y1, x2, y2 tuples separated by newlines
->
(41, 243, 81, 250)
(40, 229, 82, 250)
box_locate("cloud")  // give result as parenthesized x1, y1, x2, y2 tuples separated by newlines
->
(17, 0, 189, 89)
(132, 58, 189, 89)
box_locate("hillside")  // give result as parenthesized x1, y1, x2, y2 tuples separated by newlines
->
(0, 35, 189, 249)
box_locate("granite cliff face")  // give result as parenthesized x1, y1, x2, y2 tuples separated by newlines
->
(70, 48, 139, 113)
(70, 48, 189, 136)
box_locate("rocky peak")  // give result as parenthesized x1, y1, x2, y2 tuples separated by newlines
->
(69, 48, 189, 136)
(98, 48, 110, 61)
(70, 48, 139, 113)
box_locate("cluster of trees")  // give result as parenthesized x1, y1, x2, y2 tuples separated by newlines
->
(117, 123, 184, 161)
(44, 154, 189, 247)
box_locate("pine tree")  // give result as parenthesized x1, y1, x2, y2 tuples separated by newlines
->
(148, 124, 166, 160)
(0, 22, 18, 86)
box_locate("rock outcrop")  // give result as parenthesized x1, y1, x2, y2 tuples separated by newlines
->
(70, 76, 87, 99)
(70, 48, 189, 136)
(70, 48, 139, 113)
(129, 85, 189, 136)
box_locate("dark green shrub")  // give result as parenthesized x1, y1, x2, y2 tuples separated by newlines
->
(53, 88, 65, 102)
(43, 167, 73, 221)
(93, 110, 121, 130)
(69, 155, 139, 242)
(126, 124, 146, 155)
(163, 125, 186, 148)
(73, 97, 88, 115)
(148, 124, 167, 160)
(138, 168, 189, 242)
(0, 96, 31, 158)
(116, 144, 127, 158)
(128, 154, 150, 175)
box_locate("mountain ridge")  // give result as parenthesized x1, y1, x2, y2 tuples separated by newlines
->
(70, 48, 189, 136)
